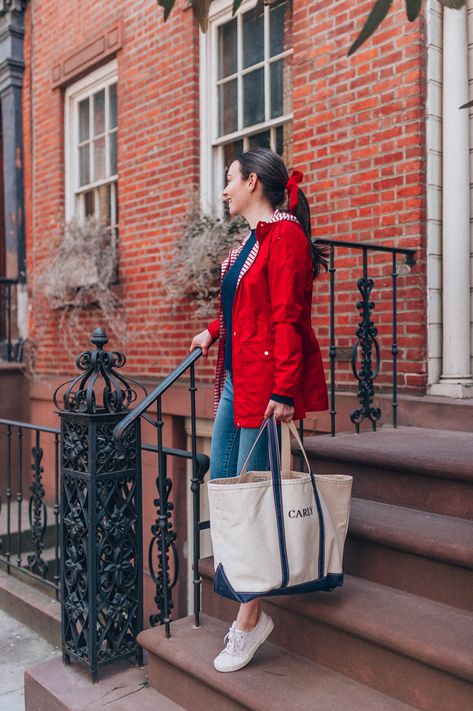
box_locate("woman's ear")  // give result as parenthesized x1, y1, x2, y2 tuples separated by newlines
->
(248, 172, 258, 192)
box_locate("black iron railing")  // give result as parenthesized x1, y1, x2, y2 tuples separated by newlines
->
(0, 278, 21, 362)
(141, 441, 209, 631)
(314, 238, 416, 436)
(113, 348, 210, 637)
(0, 418, 61, 597)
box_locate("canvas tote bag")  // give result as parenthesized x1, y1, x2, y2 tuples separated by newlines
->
(207, 416, 353, 603)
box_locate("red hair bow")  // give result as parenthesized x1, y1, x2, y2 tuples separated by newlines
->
(286, 170, 303, 212)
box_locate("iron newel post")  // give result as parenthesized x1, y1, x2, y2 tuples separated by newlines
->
(54, 327, 144, 681)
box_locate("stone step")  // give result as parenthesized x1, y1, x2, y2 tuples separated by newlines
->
(0, 568, 60, 646)
(25, 656, 185, 711)
(314, 392, 473, 434)
(200, 559, 473, 711)
(301, 427, 473, 518)
(138, 613, 417, 711)
(346, 498, 473, 610)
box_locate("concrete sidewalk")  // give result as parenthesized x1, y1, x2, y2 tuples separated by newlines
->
(0, 607, 59, 710)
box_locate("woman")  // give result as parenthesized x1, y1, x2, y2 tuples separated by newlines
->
(190, 147, 329, 673)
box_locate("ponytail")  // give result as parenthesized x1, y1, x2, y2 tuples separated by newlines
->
(293, 188, 329, 278)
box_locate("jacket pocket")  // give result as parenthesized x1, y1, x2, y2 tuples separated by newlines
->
(241, 341, 274, 363)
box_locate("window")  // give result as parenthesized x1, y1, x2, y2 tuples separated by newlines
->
(65, 61, 118, 252)
(200, 0, 293, 213)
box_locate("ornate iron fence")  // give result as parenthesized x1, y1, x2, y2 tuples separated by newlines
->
(0, 418, 60, 596)
(113, 345, 210, 637)
(314, 238, 416, 435)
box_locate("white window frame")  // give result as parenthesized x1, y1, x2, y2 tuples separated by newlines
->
(200, 0, 293, 215)
(64, 60, 118, 226)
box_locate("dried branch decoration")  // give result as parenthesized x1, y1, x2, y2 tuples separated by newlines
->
(36, 215, 117, 308)
(164, 206, 248, 318)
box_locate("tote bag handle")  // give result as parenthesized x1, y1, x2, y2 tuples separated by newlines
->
(238, 417, 272, 479)
(280, 421, 313, 477)
(239, 417, 313, 480)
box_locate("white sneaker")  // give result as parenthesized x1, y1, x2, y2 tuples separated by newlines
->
(213, 610, 274, 673)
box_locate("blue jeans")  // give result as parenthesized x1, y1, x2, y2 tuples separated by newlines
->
(209, 371, 279, 480)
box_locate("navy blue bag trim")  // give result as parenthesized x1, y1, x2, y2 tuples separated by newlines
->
(309, 469, 325, 579)
(268, 416, 289, 588)
(214, 562, 343, 604)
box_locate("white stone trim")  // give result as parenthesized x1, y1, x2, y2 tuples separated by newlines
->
(426, 0, 443, 387)
(427, 2, 473, 397)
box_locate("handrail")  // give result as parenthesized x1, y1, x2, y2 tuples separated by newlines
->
(0, 418, 60, 435)
(113, 348, 203, 444)
(314, 238, 416, 264)
(0, 277, 19, 284)
(142, 443, 209, 483)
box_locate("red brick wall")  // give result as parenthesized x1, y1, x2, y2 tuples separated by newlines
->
(23, 0, 427, 392)
(292, 0, 426, 392)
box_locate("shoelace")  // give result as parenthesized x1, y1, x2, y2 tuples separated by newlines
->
(223, 624, 246, 656)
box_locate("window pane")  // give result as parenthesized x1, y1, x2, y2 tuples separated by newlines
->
(270, 2, 286, 57)
(78, 98, 89, 142)
(93, 89, 105, 136)
(219, 79, 237, 136)
(218, 19, 237, 79)
(109, 131, 117, 175)
(243, 10, 264, 68)
(270, 60, 284, 118)
(243, 69, 264, 127)
(98, 183, 111, 224)
(83, 190, 94, 217)
(249, 130, 270, 150)
(79, 144, 90, 186)
(109, 84, 117, 128)
(94, 136, 106, 180)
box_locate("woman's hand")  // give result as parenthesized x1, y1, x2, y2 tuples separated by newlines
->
(189, 329, 214, 359)
(264, 399, 294, 423)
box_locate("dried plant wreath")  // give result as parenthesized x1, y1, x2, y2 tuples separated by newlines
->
(165, 205, 249, 318)
(36, 215, 118, 307)
(29, 215, 125, 370)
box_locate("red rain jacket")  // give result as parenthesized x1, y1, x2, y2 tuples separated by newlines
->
(208, 216, 328, 428)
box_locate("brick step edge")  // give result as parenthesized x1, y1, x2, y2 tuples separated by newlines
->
(302, 426, 473, 481)
(349, 498, 473, 569)
(0, 568, 60, 646)
(199, 558, 473, 684)
(24, 656, 185, 711)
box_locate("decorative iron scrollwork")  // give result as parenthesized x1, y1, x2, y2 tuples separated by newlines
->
(27, 440, 48, 577)
(95, 477, 139, 661)
(54, 328, 146, 415)
(62, 475, 89, 661)
(62, 422, 88, 473)
(350, 274, 382, 431)
(148, 474, 179, 628)
(96, 423, 137, 475)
